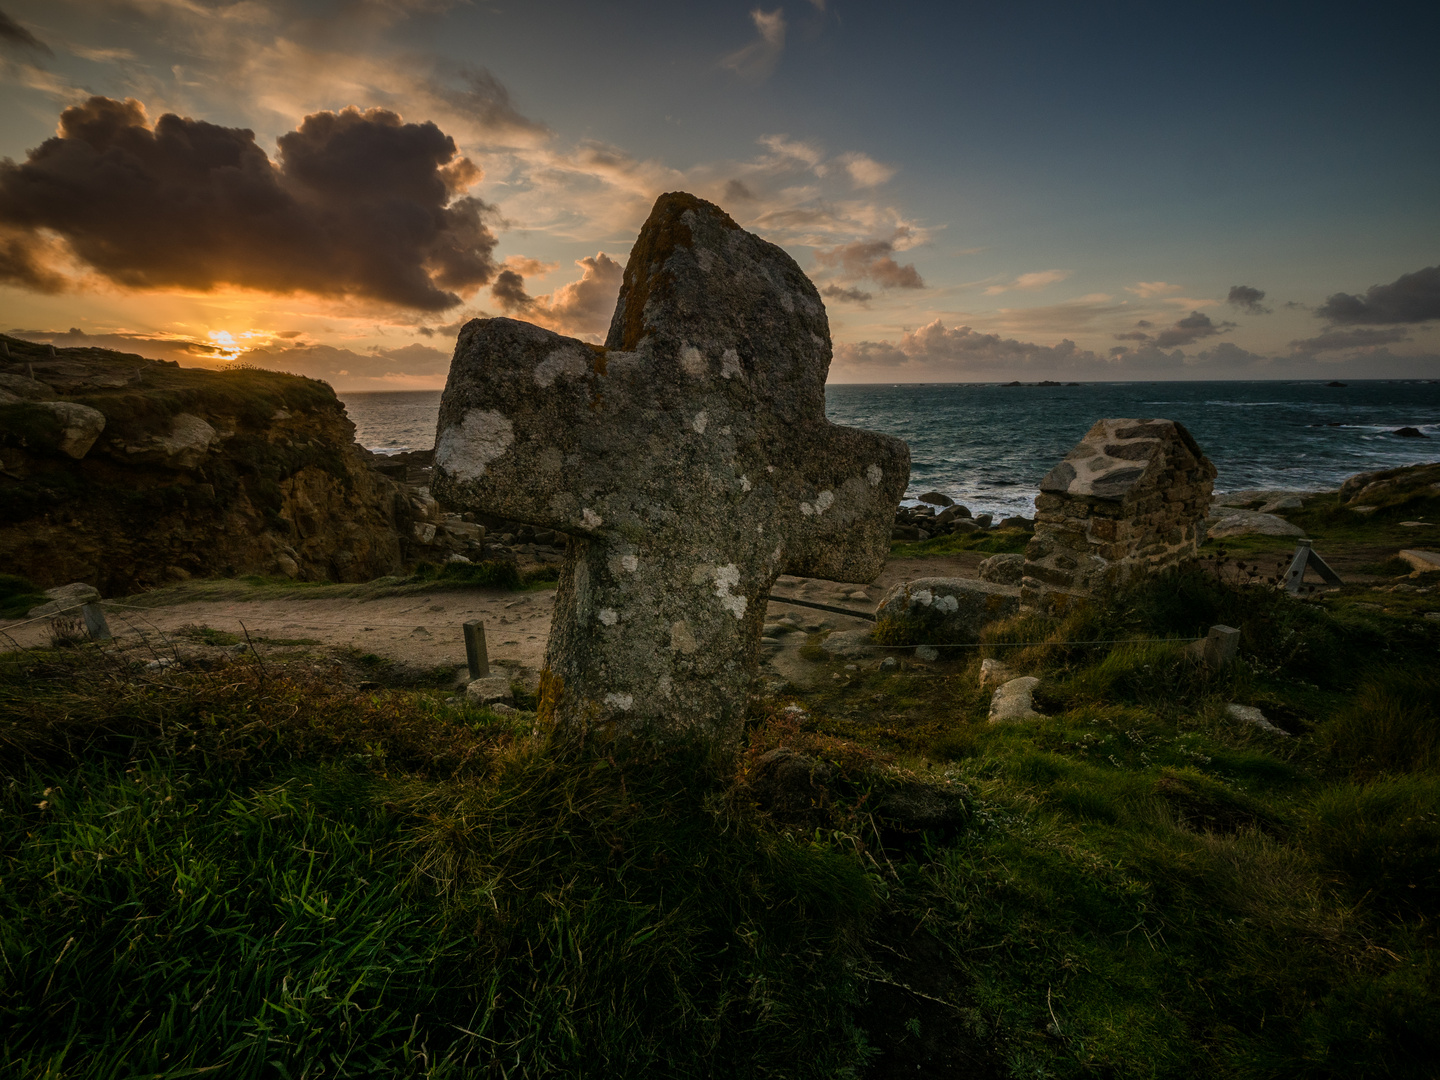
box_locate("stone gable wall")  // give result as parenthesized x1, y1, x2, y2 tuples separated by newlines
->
(1020, 418, 1216, 614)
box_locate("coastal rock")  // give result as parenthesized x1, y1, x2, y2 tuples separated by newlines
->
(918, 490, 953, 506)
(935, 504, 972, 523)
(0, 336, 409, 593)
(36, 401, 107, 459)
(990, 676, 1042, 722)
(1022, 418, 1216, 615)
(875, 577, 1020, 644)
(432, 192, 910, 744)
(978, 552, 1025, 585)
(1339, 462, 1440, 510)
(1207, 509, 1305, 538)
(1213, 489, 1314, 513)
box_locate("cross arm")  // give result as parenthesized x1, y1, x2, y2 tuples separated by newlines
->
(780, 423, 910, 583)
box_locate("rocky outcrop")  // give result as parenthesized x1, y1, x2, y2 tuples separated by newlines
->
(1022, 418, 1215, 614)
(0, 335, 410, 593)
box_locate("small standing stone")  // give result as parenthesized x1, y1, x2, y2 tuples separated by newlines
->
(990, 676, 1042, 722)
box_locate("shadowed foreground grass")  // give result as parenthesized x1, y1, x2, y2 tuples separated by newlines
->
(2, 561, 1439, 1077)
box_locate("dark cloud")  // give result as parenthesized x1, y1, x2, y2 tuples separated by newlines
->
(723, 178, 757, 203)
(1289, 327, 1410, 357)
(1114, 330, 1150, 341)
(0, 9, 50, 54)
(486, 253, 623, 340)
(490, 268, 532, 312)
(0, 97, 499, 310)
(1135, 319, 1153, 328)
(813, 236, 924, 289)
(1226, 284, 1271, 314)
(820, 284, 872, 304)
(1316, 265, 1440, 324)
(430, 65, 552, 143)
(1152, 310, 1234, 348)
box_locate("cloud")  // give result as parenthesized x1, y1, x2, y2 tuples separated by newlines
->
(820, 284, 872, 304)
(1316, 265, 1440, 325)
(243, 341, 452, 389)
(1151, 310, 1234, 348)
(1126, 281, 1181, 298)
(838, 152, 895, 188)
(0, 9, 50, 54)
(0, 96, 499, 310)
(724, 178, 758, 203)
(426, 65, 553, 146)
(813, 233, 924, 289)
(983, 269, 1070, 296)
(1289, 327, 1410, 357)
(721, 8, 786, 82)
(757, 134, 824, 171)
(1226, 284, 1271, 314)
(488, 252, 623, 340)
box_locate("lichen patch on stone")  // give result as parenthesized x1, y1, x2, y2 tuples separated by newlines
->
(599, 608, 619, 626)
(434, 409, 514, 482)
(712, 563, 748, 618)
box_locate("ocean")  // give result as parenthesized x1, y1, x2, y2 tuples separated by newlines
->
(340, 381, 1440, 519)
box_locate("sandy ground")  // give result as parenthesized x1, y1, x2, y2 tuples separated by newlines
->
(1, 554, 983, 685)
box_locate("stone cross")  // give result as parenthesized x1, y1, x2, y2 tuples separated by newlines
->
(433, 192, 909, 743)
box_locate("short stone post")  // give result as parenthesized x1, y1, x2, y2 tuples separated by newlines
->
(81, 602, 112, 641)
(463, 619, 489, 680)
(1200, 624, 1239, 669)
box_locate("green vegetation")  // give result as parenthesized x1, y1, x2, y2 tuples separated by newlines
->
(3, 559, 1439, 1076)
(0, 574, 46, 619)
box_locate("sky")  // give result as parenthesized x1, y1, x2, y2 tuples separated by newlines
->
(0, 0, 1437, 390)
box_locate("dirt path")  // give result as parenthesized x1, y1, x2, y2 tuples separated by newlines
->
(2, 555, 981, 682)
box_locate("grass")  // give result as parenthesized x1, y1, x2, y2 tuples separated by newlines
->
(112, 559, 557, 610)
(3, 557, 1440, 1076)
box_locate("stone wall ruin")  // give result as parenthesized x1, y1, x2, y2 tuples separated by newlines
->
(1021, 418, 1216, 614)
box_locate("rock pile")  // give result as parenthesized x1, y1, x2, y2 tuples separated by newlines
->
(891, 500, 1031, 541)
(1022, 418, 1216, 614)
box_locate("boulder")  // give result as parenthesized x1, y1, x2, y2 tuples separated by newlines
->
(876, 577, 1020, 644)
(1206, 509, 1305, 538)
(998, 515, 1033, 530)
(989, 676, 1041, 722)
(918, 491, 954, 507)
(1224, 703, 1287, 735)
(27, 581, 101, 617)
(36, 401, 106, 459)
(935, 504, 972, 523)
(467, 675, 515, 706)
(820, 627, 880, 658)
(977, 552, 1025, 586)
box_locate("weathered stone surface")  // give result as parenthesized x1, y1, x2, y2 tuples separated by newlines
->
(0, 373, 55, 399)
(1207, 510, 1305, 538)
(0, 339, 409, 593)
(875, 577, 1020, 643)
(27, 581, 100, 617)
(433, 192, 910, 743)
(978, 552, 1025, 586)
(918, 490, 953, 506)
(1225, 703, 1287, 735)
(35, 401, 106, 459)
(989, 676, 1042, 722)
(467, 675, 515, 706)
(820, 628, 880, 658)
(1022, 418, 1215, 613)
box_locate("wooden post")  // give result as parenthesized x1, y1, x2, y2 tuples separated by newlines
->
(81, 603, 112, 641)
(463, 620, 489, 680)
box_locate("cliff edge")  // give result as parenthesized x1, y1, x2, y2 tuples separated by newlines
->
(0, 335, 409, 593)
